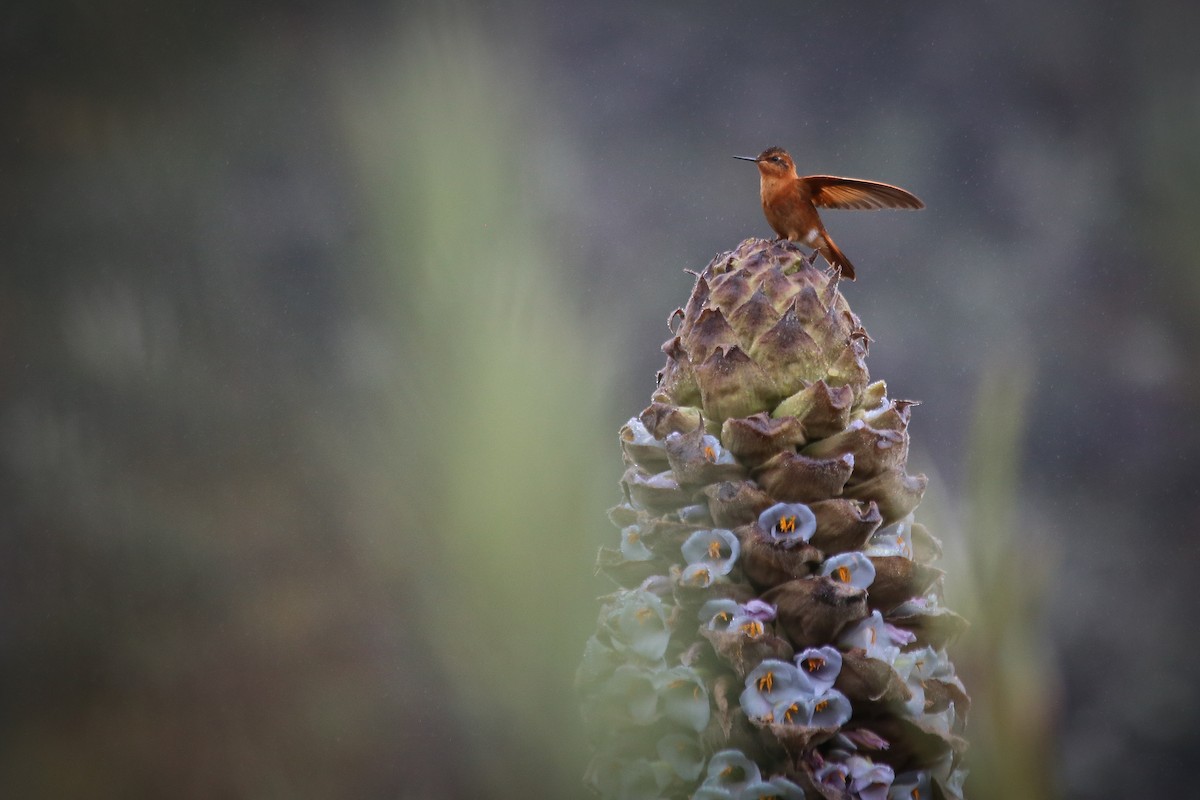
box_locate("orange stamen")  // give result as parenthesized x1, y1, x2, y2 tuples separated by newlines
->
(777, 515, 796, 534)
(756, 671, 774, 693)
(740, 620, 764, 637)
(834, 566, 851, 583)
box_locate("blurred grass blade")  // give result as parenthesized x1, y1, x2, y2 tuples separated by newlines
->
(336, 9, 617, 798)
(959, 360, 1059, 800)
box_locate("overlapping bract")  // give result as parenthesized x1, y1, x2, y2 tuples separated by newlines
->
(580, 239, 968, 799)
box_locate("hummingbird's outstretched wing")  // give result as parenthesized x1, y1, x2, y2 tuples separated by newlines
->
(802, 176, 924, 211)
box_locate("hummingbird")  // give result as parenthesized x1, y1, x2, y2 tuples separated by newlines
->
(734, 147, 924, 280)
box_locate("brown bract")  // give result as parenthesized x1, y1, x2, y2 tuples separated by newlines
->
(620, 466, 690, 514)
(842, 467, 928, 526)
(639, 401, 703, 439)
(703, 480, 774, 528)
(753, 450, 855, 502)
(720, 412, 807, 468)
(699, 627, 794, 680)
(737, 524, 823, 590)
(835, 648, 913, 706)
(888, 606, 969, 651)
(662, 426, 745, 486)
(808, 499, 883, 554)
(867, 557, 944, 612)
(761, 576, 868, 648)
(773, 380, 854, 439)
(802, 418, 910, 480)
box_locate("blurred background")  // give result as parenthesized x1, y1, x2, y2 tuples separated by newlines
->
(2, 0, 1198, 797)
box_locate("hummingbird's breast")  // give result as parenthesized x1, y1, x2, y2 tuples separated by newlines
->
(760, 176, 819, 242)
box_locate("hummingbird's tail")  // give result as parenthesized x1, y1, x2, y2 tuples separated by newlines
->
(818, 232, 856, 281)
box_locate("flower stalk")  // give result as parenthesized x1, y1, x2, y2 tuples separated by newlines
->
(579, 239, 969, 799)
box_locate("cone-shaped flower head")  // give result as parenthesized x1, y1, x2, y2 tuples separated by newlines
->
(581, 239, 968, 800)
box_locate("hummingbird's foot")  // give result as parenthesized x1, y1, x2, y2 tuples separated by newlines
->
(769, 237, 796, 256)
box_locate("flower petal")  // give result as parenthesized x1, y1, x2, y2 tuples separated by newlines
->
(820, 551, 877, 590)
(702, 749, 763, 795)
(794, 645, 843, 692)
(656, 733, 705, 781)
(740, 659, 813, 721)
(756, 502, 817, 547)
(681, 528, 741, 575)
(656, 666, 711, 732)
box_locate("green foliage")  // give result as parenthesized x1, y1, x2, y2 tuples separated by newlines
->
(956, 361, 1058, 800)
(339, 11, 617, 795)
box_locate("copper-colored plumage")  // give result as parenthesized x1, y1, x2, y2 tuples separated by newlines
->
(734, 146, 923, 281)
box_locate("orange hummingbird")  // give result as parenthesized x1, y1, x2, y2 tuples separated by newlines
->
(734, 147, 923, 280)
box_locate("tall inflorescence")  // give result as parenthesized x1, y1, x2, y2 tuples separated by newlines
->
(578, 239, 969, 800)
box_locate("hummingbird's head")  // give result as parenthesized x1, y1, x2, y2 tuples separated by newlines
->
(733, 147, 797, 178)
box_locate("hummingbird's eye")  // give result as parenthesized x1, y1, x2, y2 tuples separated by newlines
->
(770, 157, 783, 164)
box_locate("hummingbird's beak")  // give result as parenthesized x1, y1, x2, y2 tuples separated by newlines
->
(732, 155, 759, 162)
